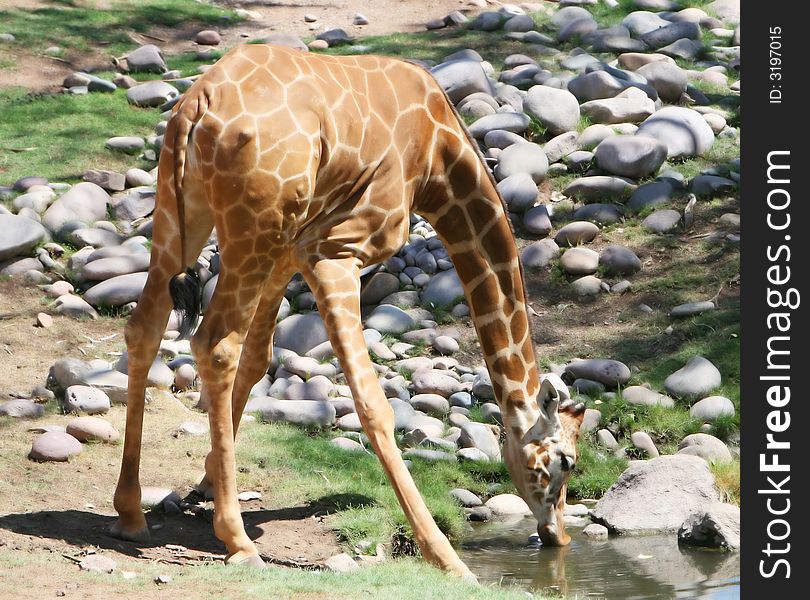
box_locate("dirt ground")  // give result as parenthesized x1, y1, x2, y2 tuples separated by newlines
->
(0, 0, 492, 91)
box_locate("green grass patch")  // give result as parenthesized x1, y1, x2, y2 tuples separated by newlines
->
(0, 87, 160, 183)
(710, 459, 740, 505)
(568, 441, 627, 500)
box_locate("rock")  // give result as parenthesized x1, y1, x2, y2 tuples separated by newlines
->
(283, 355, 336, 380)
(284, 376, 334, 401)
(126, 81, 180, 107)
(433, 335, 460, 355)
(636, 61, 687, 103)
(495, 142, 548, 183)
(621, 12, 670, 37)
(552, 6, 593, 29)
(124, 168, 153, 188)
(0, 399, 44, 419)
(466, 505, 493, 522)
(628, 181, 677, 212)
(678, 433, 732, 463)
(450, 488, 483, 508)
(421, 268, 464, 307)
(563, 176, 636, 203)
(459, 422, 501, 460)
(323, 553, 359, 573)
(573, 203, 623, 225)
(83, 170, 126, 192)
(636, 107, 715, 158)
(82, 254, 150, 280)
(560, 247, 599, 276)
(405, 448, 457, 462)
(315, 29, 353, 46)
(141, 487, 181, 509)
(256, 398, 336, 428)
(409, 394, 450, 417)
(641, 21, 702, 49)
(523, 205, 552, 236)
(274, 313, 329, 355)
(592, 455, 720, 534)
(0, 214, 49, 261)
(64, 385, 111, 415)
(430, 60, 493, 104)
(678, 503, 740, 550)
(643, 209, 681, 233)
(521, 239, 560, 268)
(472, 369, 494, 401)
(13, 188, 55, 213)
(622, 386, 675, 408)
(364, 304, 416, 334)
(523, 86, 580, 135)
(84, 273, 147, 307)
(542, 131, 578, 165)
(195, 30, 221, 45)
(597, 428, 619, 450)
(79, 554, 117, 574)
(594, 136, 667, 179)
(631, 431, 660, 458)
(41, 182, 110, 238)
(53, 294, 99, 320)
(111, 187, 155, 221)
(29, 431, 83, 462)
(558, 17, 598, 43)
(0, 256, 43, 277)
(468, 112, 531, 139)
(360, 272, 400, 305)
(411, 368, 463, 397)
(79, 369, 128, 405)
(571, 275, 603, 296)
(485, 493, 530, 516)
(554, 221, 600, 246)
(581, 408, 601, 432)
(565, 359, 631, 388)
(583, 523, 609, 539)
(599, 245, 641, 275)
(690, 175, 736, 199)
(669, 301, 716, 318)
(567, 70, 628, 103)
(65, 416, 120, 443)
(690, 396, 735, 421)
(330, 437, 364, 452)
(578, 124, 616, 150)
(105, 136, 145, 154)
(458, 447, 491, 462)
(664, 356, 722, 398)
(579, 89, 655, 125)
(125, 45, 167, 73)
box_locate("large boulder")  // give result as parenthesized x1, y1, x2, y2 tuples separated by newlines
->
(421, 268, 465, 307)
(256, 398, 336, 428)
(592, 455, 721, 535)
(678, 503, 740, 550)
(84, 272, 148, 307)
(594, 135, 667, 178)
(636, 107, 715, 158)
(0, 214, 49, 261)
(274, 313, 330, 355)
(41, 182, 110, 238)
(430, 60, 494, 104)
(523, 85, 580, 135)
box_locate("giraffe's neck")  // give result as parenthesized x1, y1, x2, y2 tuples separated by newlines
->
(420, 170, 541, 441)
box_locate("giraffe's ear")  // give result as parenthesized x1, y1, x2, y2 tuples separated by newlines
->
(539, 374, 569, 419)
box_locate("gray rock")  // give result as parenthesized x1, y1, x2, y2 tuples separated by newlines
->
(552, 6, 596, 30)
(53, 294, 99, 320)
(497, 173, 539, 212)
(485, 493, 530, 516)
(364, 304, 416, 334)
(690, 396, 735, 421)
(449, 391, 473, 409)
(690, 175, 736, 198)
(79, 554, 117, 574)
(284, 376, 334, 402)
(678, 503, 740, 550)
(125, 45, 167, 73)
(622, 11, 670, 36)
(111, 187, 155, 221)
(274, 313, 329, 355)
(315, 28, 353, 46)
(583, 523, 609, 539)
(595, 136, 667, 178)
(41, 182, 110, 238)
(450, 488, 483, 507)
(410, 394, 450, 417)
(495, 142, 548, 183)
(592, 455, 720, 534)
(521, 239, 560, 268)
(564, 176, 636, 203)
(12, 189, 55, 213)
(485, 129, 527, 150)
(579, 91, 656, 124)
(411, 368, 462, 397)
(631, 431, 660, 458)
(82, 253, 150, 280)
(105, 136, 145, 154)
(542, 131, 579, 164)
(558, 17, 598, 43)
(83, 169, 125, 192)
(323, 553, 359, 573)
(623, 386, 675, 408)
(472, 369, 495, 400)
(29, 431, 83, 462)
(84, 272, 147, 307)
(643, 209, 681, 233)
(664, 356, 722, 398)
(0, 399, 44, 419)
(65, 416, 120, 443)
(636, 107, 715, 158)
(0, 214, 49, 261)
(573, 378, 606, 396)
(571, 275, 603, 296)
(64, 385, 111, 415)
(504, 14, 535, 33)
(421, 268, 464, 307)
(256, 398, 336, 428)
(283, 355, 337, 380)
(599, 245, 641, 275)
(458, 447, 490, 462)
(433, 335, 459, 355)
(581, 408, 601, 432)
(404, 448, 457, 462)
(567, 70, 628, 102)
(560, 247, 599, 275)
(573, 203, 623, 225)
(641, 21, 702, 49)
(468, 112, 531, 139)
(0, 256, 42, 277)
(459, 421, 501, 460)
(555, 221, 600, 246)
(523, 85, 580, 135)
(126, 81, 180, 107)
(565, 358, 631, 388)
(597, 429, 619, 450)
(636, 61, 688, 103)
(68, 226, 124, 249)
(523, 205, 552, 236)
(678, 433, 732, 463)
(360, 272, 400, 305)
(628, 181, 677, 212)
(669, 301, 716, 318)
(261, 33, 308, 50)
(430, 60, 494, 104)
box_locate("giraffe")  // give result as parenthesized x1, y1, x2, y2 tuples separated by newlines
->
(111, 44, 586, 580)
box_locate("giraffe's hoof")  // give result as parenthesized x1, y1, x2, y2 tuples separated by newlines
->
(447, 562, 478, 585)
(109, 519, 151, 543)
(226, 552, 265, 568)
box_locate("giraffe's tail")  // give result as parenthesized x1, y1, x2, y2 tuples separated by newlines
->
(165, 84, 211, 339)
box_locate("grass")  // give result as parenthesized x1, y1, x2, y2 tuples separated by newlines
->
(0, 0, 238, 58)
(710, 459, 740, 505)
(567, 441, 627, 500)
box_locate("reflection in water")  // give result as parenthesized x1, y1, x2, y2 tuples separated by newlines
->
(459, 517, 740, 599)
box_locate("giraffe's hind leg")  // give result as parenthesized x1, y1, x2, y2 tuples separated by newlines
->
(303, 257, 476, 581)
(196, 262, 292, 499)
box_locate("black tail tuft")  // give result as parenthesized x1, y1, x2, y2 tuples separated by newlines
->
(168, 268, 202, 339)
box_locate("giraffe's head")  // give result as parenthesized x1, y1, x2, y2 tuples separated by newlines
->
(503, 374, 585, 547)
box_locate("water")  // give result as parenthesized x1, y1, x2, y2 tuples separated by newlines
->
(459, 518, 740, 599)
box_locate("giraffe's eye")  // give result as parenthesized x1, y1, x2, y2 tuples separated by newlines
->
(560, 455, 576, 472)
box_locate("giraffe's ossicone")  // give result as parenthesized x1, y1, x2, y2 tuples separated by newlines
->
(112, 44, 586, 579)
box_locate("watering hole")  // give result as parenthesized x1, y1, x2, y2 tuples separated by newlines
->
(459, 518, 740, 599)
